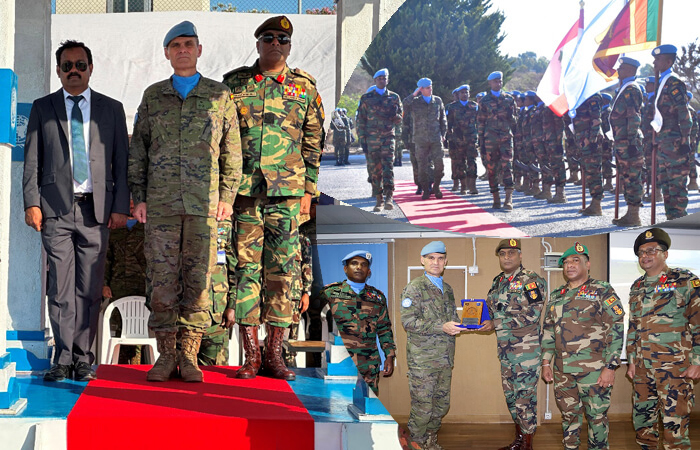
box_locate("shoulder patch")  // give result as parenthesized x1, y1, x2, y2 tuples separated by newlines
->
(604, 296, 616, 306)
(292, 67, 317, 85)
(402, 298, 412, 308)
(612, 304, 624, 316)
(692, 279, 700, 288)
(525, 282, 537, 290)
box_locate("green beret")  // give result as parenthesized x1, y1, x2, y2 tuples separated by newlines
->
(558, 242, 589, 267)
(254, 15, 293, 38)
(495, 238, 520, 255)
(634, 228, 671, 255)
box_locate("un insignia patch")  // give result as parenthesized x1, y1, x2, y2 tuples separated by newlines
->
(402, 298, 412, 308)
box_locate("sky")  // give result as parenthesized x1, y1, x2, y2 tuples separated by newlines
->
(490, 0, 700, 66)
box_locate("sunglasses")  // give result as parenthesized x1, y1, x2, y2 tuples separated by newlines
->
(259, 34, 291, 45)
(60, 61, 89, 73)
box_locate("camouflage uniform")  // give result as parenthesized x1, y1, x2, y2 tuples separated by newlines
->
(404, 95, 447, 193)
(477, 91, 517, 193)
(198, 218, 235, 366)
(542, 105, 567, 190)
(513, 106, 526, 187)
(320, 280, 396, 395)
(400, 274, 459, 445)
(572, 94, 604, 200)
(356, 88, 403, 197)
(688, 105, 698, 183)
(330, 111, 348, 165)
(222, 61, 323, 328)
(641, 95, 656, 192)
(520, 105, 538, 192)
(402, 94, 433, 190)
(486, 266, 546, 435)
(284, 222, 313, 366)
(653, 73, 693, 219)
(342, 114, 354, 164)
(627, 266, 700, 450)
(564, 115, 582, 179)
(446, 100, 479, 180)
(128, 76, 241, 332)
(610, 81, 644, 208)
(542, 278, 625, 450)
(600, 103, 615, 186)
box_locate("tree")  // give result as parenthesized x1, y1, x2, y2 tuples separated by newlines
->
(511, 52, 549, 74)
(359, 0, 512, 100)
(676, 39, 700, 101)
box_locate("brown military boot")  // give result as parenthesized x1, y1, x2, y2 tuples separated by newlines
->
(534, 183, 552, 200)
(384, 194, 395, 211)
(612, 204, 642, 227)
(146, 331, 178, 382)
(548, 185, 567, 204)
(688, 177, 699, 191)
(466, 177, 478, 195)
(433, 181, 443, 199)
(497, 424, 523, 450)
(602, 176, 614, 192)
(421, 184, 431, 200)
(513, 176, 523, 191)
(580, 198, 603, 216)
(451, 178, 459, 191)
(492, 191, 501, 209)
(517, 178, 530, 193)
(373, 194, 384, 212)
(263, 324, 295, 380)
(567, 169, 579, 184)
(236, 325, 262, 379)
(520, 432, 534, 450)
(179, 329, 204, 382)
(503, 188, 514, 211)
(527, 180, 541, 197)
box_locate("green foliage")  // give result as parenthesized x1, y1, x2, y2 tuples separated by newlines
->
(510, 52, 549, 73)
(337, 93, 363, 119)
(360, 0, 512, 100)
(677, 39, 700, 102)
(211, 3, 269, 13)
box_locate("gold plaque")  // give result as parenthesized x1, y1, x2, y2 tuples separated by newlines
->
(461, 301, 484, 326)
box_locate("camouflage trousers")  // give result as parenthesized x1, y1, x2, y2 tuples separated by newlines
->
(546, 140, 567, 187)
(580, 139, 604, 200)
(513, 141, 524, 180)
(567, 140, 582, 172)
(520, 143, 537, 183)
(367, 137, 396, 196)
(602, 140, 614, 179)
(483, 133, 514, 193)
(348, 347, 381, 396)
(633, 364, 694, 450)
(643, 140, 655, 187)
(408, 143, 433, 187)
(145, 215, 216, 332)
(449, 141, 478, 179)
(532, 138, 550, 184)
(198, 325, 229, 365)
(657, 139, 690, 220)
(407, 365, 453, 444)
(500, 361, 540, 434)
(334, 142, 348, 164)
(554, 370, 612, 450)
(415, 141, 444, 188)
(234, 195, 300, 328)
(284, 299, 302, 366)
(615, 141, 644, 207)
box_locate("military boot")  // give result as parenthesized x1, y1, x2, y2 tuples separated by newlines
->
(433, 181, 443, 199)
(503, 188, 514, 211)
(451, 178, 460, 192)
(518, 178, 530, 194)
(689, 177, 699, 191)
(492, 191, 501, 209)
(421, 184, 431, 200)
(520, 432, 534, 450)
(603, 176, 614, 192)
(146, 331, 178, 382)
(527, 180, 542, 197)
(263, 324, 295, 380)
(567, 170, 579, 184)
(415, 185, 422, 195)
(513, 176, 523, 191)
(179, 329, 204, 382)
(534, 183, 552, 200)
(373, 194, 384, 212)
(580, 198, 603, 216)
(548, 185, 567, 204)
(384, 193, 395, 211)
(612, 204, 641, 227)
(425, 432, 445, 450)
(236, 325, 262, 379)
(497, 424, 523, 450)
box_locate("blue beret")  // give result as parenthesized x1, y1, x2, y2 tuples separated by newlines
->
(601, 93, 613, 101)
(342, 108, 348, 113)
(688, 92, 694, 100)
(618, 56, 640, 68)
(652, 44, 677, 56)
(164, 21, 198, 47)
(417, 78, 432, 88)
(454, 84, 470, 93)
(374, 68, 389, 78)
(525, 90, 537, 98)
(366, 85, 377, 93)
(451, 88, 458, 94)
(510, 90, 521, 96)
(645, 76, 656, 84)
(421, 241, 446, 256)
(476, 92, 486, 99)
(342, 250, 372, 267)
(487, 71, 503, 81)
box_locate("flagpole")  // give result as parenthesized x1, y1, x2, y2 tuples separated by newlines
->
(651, 0, 663, 225)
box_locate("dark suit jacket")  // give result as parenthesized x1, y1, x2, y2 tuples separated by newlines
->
(23, 89, 130, 223)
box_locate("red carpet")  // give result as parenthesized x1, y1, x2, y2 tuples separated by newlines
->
(393, 181, 529, 237)
(67, 365, 314, 450)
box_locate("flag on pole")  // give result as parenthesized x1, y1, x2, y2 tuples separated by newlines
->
(592, 0, 661, 82)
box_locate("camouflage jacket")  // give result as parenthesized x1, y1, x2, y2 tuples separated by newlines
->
(486, 266, 546, 344)
(401, 94, 414, 145)
(210, 218, 236, 324)
(514, 108, 526, 152)
(356, 89, 403, 140)
(128, 76, 241, 217)
(291, 225, 313, 300)
(400, 274, 459, 369)
(446, 100, 478, 145)
(572, 93, 603, 142)
(104, 223, 146, 300)
(222, 61, 324, 197)
(529, 104, 545, 146)
(477, 91, 517, 137)
(319, 281, 396, 358)
(654, 74, 692, 143)
(627, 266, 700, 369)
(690, 105, 698, 149)
(403, 95, 447, 144)
(542, 105, 565, 145)
(330, 112, 348, 146)
(641, 97, 655, 146)
(542, 278, 625, 374)
(609, 82, 643, 145)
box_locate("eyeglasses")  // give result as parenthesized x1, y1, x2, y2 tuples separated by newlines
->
(637, 247, 664, 257)
(60, 61, 89, 73)
(259, 34, 291, 45)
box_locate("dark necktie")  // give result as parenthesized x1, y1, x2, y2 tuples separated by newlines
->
(68, 95, 88, 184)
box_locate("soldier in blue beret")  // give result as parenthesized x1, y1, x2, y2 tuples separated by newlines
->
(446, 84, 479, 194)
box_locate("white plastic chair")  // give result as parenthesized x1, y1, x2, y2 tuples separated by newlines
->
(99, 295, 158, 365)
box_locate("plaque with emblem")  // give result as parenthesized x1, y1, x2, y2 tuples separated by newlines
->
(457, 299, 491, 329)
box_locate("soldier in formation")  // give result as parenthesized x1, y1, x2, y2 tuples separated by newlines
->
(446, 84, 479, 195)
(542, 243, 625, 450)
(599, 93, 615, 193)
(686, 92, 698, 192)
(572, 92, 605, 216)
(320, 250, 396, 395)
(542, 92, 568, 203)
(641, 76, 659, 202)
(330, 108, 349, 166)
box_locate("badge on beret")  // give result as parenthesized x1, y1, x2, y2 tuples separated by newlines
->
(240, 106, 249, 115)
(645, 230, 653, 239)
(692, 279, 700, 288)
(509, 239, 517, 247)
(612, 305, 624, 316)
(402, 298, 412, 308)
(365, 252, 371, 260)
(280, 17, 290, 29)
(575, 242, 584, 253)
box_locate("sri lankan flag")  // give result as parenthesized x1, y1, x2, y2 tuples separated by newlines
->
(592, 0, 661, 82)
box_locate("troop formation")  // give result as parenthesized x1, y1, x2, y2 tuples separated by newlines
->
(348, 45, 699, 224)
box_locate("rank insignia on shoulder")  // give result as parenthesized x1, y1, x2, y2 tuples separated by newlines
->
(239, 106, 249, 116)
(402, 298, 412, 308)
(605, 296, 616, 306)
(692, 279, 700, 288)
(612, 304, 624, 316)
(316, 94, 323, 107)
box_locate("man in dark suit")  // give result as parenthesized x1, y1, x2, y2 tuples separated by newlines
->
(23, 40, 129, 382)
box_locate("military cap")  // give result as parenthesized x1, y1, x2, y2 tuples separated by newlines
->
(452, 87, 459, 95)
(342, 250, 372, 267)
(421, 241, 446, 256)
(525, 90, 537, 98)
(652, 44, 677, 56)
(634, 228, 671, 255)
(163, 21, 198, 47)
(476, 92, 486, 99)
(601, 93, 613, 102)
(558, 242, 589, 267)
(366, 85, 376, 93)
(455, 84, 470, 93)
(487, 71, 503, 81)
(374, 68, 389, 78)
(495, 238, 521, 255)
(417, 78, 432, 88)
(254, 15, 293, 38)
(688, 92, 694, 100)
(510, 90, 521, 96)
(618, 56, 640, 68)
(645, 76, 656, 84)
